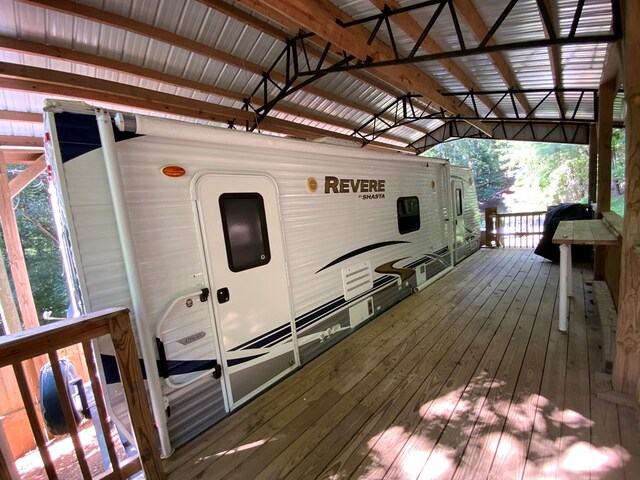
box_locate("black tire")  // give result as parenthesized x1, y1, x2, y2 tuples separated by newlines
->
(39, 359, 84, 436)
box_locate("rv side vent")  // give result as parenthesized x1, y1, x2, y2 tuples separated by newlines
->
(342, 261, 373, 301)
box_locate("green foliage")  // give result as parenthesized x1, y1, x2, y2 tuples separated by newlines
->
(0, 168, 69, 324)
(611, 195, 625, 217)
(503, 142, 589, 206)
(427, 138, 512, 209)
(611, 128, 626, 196)
(428, 136, 624, 213)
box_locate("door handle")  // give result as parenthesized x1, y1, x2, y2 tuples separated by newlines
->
(217, 287, 230, 304)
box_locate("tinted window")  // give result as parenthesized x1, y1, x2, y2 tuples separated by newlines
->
(219, 193, 271, 272)
(456, 188, 463, 216)
(397, 196, 420, 234)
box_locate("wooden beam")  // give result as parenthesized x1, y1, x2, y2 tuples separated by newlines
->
(0, 36, 408, 145)
(9, 155, 46, 199)
(0, 110, 41, 123)
(16, 0, 425, 140)
(597, 78, 616, 216)
(594, 79, 616, 281)
(601, 41, 624, 86)
(0, 136, 42, 148)
(0, 73, 411, 153)
(0, 151, 40, 331)
(0, 151, 43, 164)
(196, 0, 409, 103)
(0, 246, 21, 334)
(453, 0, 533, 116)
(368, 0, 503, 117)
(229, 0, 438, 130)
(538, 0, 565, 118)
(588, 122, 598, 204)
(613, 0, 640, 413)
(255, 0, 493, 136)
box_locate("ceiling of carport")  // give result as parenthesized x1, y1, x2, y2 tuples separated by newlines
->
(0, 0, 625, 155)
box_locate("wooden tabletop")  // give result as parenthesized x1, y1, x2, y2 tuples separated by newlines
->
(552, 219, 620, 245)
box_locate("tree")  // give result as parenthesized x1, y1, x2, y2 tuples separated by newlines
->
(503, 142, 588, 206)
(0, 167, 69, 327)
(427, 138, 512, 210)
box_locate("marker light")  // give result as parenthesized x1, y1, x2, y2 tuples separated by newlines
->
(161, 165, 186, 177)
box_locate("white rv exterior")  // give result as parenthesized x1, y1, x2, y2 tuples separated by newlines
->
(44, 101, 480, 456)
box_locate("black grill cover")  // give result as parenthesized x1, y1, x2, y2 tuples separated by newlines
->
(534, 203, 594, 262)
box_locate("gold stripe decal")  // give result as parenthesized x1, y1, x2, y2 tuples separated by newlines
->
(374, 258, 415, 281)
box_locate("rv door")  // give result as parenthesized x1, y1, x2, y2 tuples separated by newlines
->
(195, 174, 298, 410)
(452, 179, 466, 263)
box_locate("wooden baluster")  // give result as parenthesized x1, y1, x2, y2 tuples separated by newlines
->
(49, 350, 92, 479)
(13, 362, 58, 479)
(82, 341, 122, 478)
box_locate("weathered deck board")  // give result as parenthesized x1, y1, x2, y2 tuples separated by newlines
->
(166, 249, 640, 480)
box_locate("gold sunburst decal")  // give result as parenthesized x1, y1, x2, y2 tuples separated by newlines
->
(307, 177, 318, 192)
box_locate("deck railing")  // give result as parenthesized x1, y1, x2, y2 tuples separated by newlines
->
(0, 308, 164, 479)
(485, 208, 547, 248)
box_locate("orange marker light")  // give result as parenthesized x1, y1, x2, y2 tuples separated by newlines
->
(162, 165, 186, 177)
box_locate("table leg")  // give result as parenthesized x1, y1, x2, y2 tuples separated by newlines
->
(559, 244, 569, 332)
(567, 245, 573, 297)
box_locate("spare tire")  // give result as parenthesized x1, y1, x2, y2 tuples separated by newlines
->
(39, 359, 84, 436)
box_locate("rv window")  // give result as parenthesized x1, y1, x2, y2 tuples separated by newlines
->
(456, 188, 463, 216)
(397, 196, 420, 234)
(219, 193, 271, 272)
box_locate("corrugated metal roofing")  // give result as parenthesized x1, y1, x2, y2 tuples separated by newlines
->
(0, 0, 624, 151)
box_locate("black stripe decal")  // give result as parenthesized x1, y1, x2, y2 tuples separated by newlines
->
(101, 355, 217, 384)
(315, 241, 410, 274)
(227, 353, 268, 367)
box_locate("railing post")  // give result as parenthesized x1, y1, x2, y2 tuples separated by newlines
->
(109, 310, 165, 479)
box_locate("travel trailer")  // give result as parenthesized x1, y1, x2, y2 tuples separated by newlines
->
(44, 100, 481, 457)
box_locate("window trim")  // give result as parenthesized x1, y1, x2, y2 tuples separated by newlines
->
(218, 192, 271, 272)
(397, 196, 421, 235)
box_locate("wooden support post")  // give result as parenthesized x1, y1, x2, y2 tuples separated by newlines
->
(613, 0, 640, 415)
(0, 152, 41, 331)
(0, 152, 44, 429)
(109, 310, 165, 478)
(588, 123, 598, 204)
(0, 247, 21, 335)
(597, 78, 616, 216)
(594, 79, 617, 280)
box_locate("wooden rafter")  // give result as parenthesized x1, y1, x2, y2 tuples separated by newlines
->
(17, 0, 427, 140)
(0, 110, 41, 123)
(367, 0, 504, 117)
(254, 0, 493, 136)
(453, 0, 533, 115)
(0, 36, 408, 146)
(0, 135, 42, 148)
(0, 63, 411, 152)
(537, 0, 564, 118)
(196, 0, 407, 100)
(215, 0, 435, 134)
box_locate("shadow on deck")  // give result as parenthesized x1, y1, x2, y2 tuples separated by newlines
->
(164, 248, 640, 480)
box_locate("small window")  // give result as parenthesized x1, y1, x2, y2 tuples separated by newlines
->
(397, 196, 420, 234)
(456, 188, 463, 216)
(219, 193, 271, 272)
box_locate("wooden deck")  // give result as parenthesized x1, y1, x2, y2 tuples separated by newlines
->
(164, 249, 640, 480)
